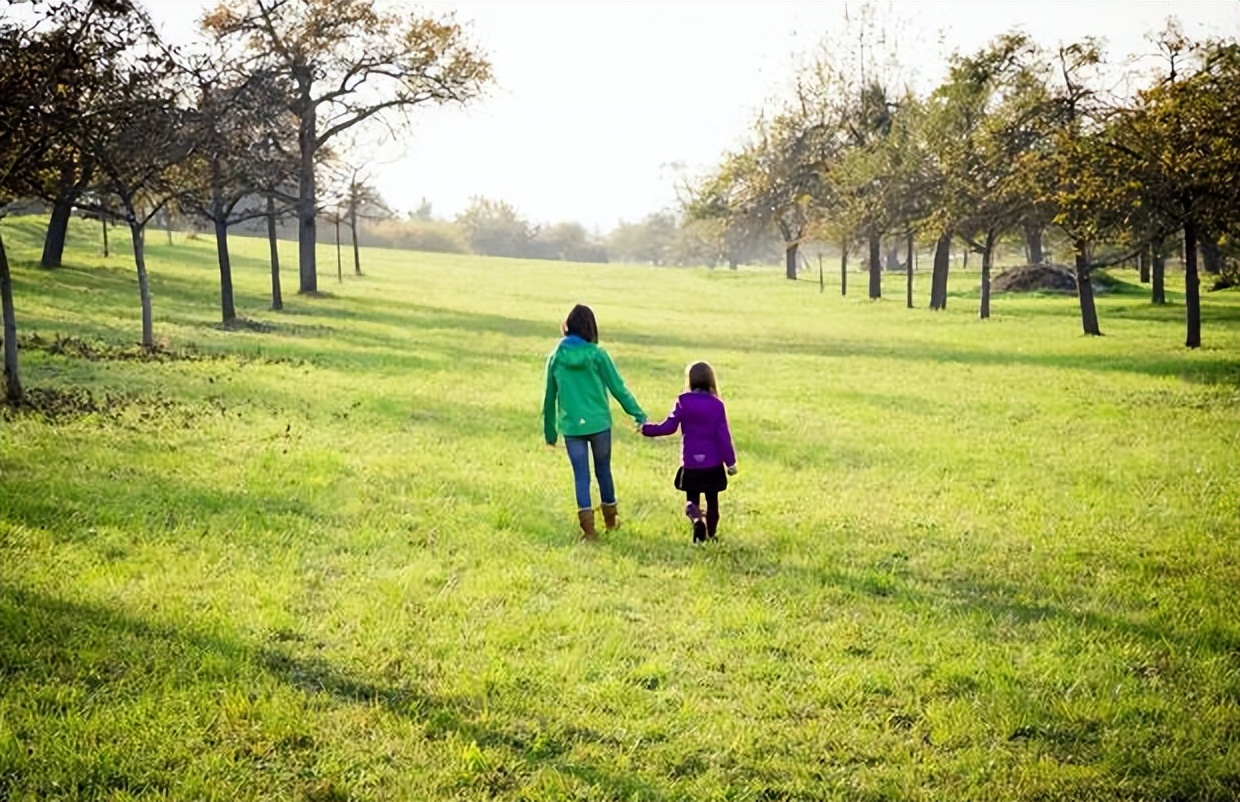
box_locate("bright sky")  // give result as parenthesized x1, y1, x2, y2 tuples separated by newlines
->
(143, 0, 1238, 232)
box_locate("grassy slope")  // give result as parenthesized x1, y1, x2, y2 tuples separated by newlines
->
(1, 217, 1238, 802)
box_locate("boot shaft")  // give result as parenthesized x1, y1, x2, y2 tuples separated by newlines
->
(600, 502, 619, 530)
(705, 507, 720, 538)
(577, 508, 597, 540)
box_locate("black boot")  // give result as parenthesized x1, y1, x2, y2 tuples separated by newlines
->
(686, 502, 707, 543)
(706, 506, 720, 540)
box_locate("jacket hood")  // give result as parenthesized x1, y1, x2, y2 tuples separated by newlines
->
(555, 336, 596, 369)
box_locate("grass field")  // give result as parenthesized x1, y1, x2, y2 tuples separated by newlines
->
(1, 216, 1238, 802)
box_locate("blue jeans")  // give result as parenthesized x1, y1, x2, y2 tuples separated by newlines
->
(565, 429, 615, 510)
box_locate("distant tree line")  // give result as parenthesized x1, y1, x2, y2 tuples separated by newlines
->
(297, 196, 779, 268)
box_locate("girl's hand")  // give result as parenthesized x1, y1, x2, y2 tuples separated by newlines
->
(726, 464, 738, 476)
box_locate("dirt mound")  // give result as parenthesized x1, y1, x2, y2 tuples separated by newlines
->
(993, 264, 1078, 293)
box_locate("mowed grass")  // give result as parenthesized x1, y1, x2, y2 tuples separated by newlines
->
(1, 215, 1238, 802)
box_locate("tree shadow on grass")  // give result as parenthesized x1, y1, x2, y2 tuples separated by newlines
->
(609, 514, 1240, 667)
(17, 258, 1238, 387)
(341, 298, 1240, 388)
(0, 585, 671, 801)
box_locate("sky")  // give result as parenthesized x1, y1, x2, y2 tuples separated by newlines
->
(141, 0, 1240, 233)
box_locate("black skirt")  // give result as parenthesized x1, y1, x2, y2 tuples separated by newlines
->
(674, 464, 728, 494)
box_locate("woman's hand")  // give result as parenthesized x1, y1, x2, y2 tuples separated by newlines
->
(726, 464, 738, 476)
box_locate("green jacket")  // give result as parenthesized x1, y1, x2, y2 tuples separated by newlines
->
(543, 336, 646, 444)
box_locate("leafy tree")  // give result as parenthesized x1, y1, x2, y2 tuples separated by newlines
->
(202, 0, 492, 294)
(927, 33, 1046, 319)
(65, 7, 196, 348)
(798, 2, 916, 298)
(695, 113, 831, 280)
(530, 222, 606, 263)
(1112, 36, 1240, 347)
(1024, 41, 1134, 337)
(826, 85, 930, 300)
(0, 16, 50, 402)
(456, 197, 531, 258)
(609, 214, 678, 266)
(175, 63, 296, 323)
(0, 1, 135, 399)
(681, 168, 770, 270)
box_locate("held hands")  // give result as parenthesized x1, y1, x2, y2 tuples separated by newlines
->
(726, 464, 738, 476)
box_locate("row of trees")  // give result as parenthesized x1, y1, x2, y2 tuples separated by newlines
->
(0, 0, 493, 402)
(683, 12, 1239, 346)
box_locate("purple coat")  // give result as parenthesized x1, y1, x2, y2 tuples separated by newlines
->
(642, 391, 736, 470)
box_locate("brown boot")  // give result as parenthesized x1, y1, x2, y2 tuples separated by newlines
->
(600, 502, 619, 531)
(577, 508, 598, 541)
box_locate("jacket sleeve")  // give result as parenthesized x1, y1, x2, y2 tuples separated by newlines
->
(718, 403, 737, 466)
(598, 348, 646, 423)
(641, 401, 681, 438)
(542, 354, 558, 445)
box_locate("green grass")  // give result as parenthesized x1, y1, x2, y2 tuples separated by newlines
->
(1, 215, 1238, 802)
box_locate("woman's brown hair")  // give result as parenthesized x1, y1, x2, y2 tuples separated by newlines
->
(561, 304, 598, 343)
(686, 362, 718, 395)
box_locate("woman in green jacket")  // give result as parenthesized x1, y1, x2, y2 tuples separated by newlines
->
(543, 304, 646, 539)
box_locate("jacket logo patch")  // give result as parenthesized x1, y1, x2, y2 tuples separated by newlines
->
(693, 454, 706, 463)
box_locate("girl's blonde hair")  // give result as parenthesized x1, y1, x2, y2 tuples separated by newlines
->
(686, 362, 718, 396)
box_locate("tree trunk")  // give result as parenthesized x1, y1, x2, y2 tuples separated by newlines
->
(1184, 220, 1200, 348)
(267, 195, 282, 311)
(728, 256, 738, 270)
(905, 230, 914, 309)
(101, 216, 109, 257)
(1151, 235, 1166, 305)
(335, 217, 342, 283)
(214, 218, 235, 323)
(962, 248, 970, 271)
(885, 243, 900, 271)
(930, 230, 950, 310)
(350, 204, 361, 275)
(1138, 242, 1151, 283)
(1200, 233, 1222, 276)
(297, 99, 318, 294)
(42, 159, 94, 268)
(1023, 220, 1044, 265)
(0, 228, 22, 403)
(784, 241, 798, 280)
(868, 231, 881, 299)
(979, 230, 995, 320)
(129, 222, 154, 349)
(839, 238, 847, 297)
(1074, 239, 1101, 336)
(41, 200, 73, 269)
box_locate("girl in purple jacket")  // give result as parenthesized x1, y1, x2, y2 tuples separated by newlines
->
(641, 362, 738, 542)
